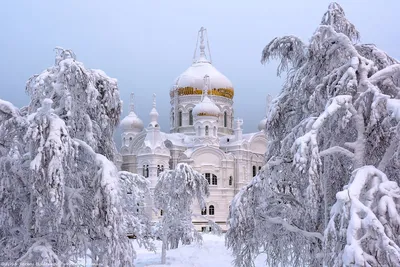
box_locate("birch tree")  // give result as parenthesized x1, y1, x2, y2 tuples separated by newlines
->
(226, 2, 400, 266)
(25, 47, 121, 161)
(0, 49, 151, 266)
(154, 163, 210, 264)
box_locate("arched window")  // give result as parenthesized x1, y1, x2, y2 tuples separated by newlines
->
(178, 111, 183, 127)
(204, 173, 217, 185)
(189, 109, 193, 125)
(205, 173, 210, 184)
(229, 176, 233, 186)
(212, 174, 217, 185)
(201, 208, 207, 215)
(160, 210, 163, 216)
(145, 165, 149, 178)
(253, 165, 256, 177)
(172, 112, 175, 127)
(209, 205, 215, 215)
(259, 166, 261, 171)
(213, 126, 216, 136)
(224, 111, 227, 127)
(205, 126, 209, 136)
(161, 165, 164, 171)
(142, 165, 146, 177)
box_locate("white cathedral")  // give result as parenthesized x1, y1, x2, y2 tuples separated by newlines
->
(119, 27, 268, 231)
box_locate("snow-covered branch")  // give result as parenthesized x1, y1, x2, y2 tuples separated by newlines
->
(369, 64, 400, 85)
(259, 215, 323, 241)
(261, 36, 306, 76)
(319, 145, 354, 159)
(292, 95, 353, 172)
(320, 2, 359, 42)
(325, 166, 400, 266)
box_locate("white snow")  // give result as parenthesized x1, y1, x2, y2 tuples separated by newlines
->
(133, 234, 268, 267)
(192, 95, 221, 117)
(387, 99, 400, 120)
(174, 62, 233, 91)
(121, 111, 144, 133)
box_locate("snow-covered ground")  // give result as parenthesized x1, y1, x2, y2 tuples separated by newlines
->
(133, 233, 268, 267)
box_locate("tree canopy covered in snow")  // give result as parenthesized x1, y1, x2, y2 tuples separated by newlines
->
(227, 2, 400, 266)
(154, 163, 210, 264)
(25, 47, 121, 161)
(0, 49, 150, 267)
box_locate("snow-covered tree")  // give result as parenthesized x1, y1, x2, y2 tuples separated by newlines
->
(325, 166, 400, 266)
(119, 171, 155, 251)
(25, 47, 121, 161)
(0, 98, 134, 266)
(154, 163, 210, 264)
(0, 49, 150, 266)
(226, 2, 400, 266)
(0, 100, 30, 263)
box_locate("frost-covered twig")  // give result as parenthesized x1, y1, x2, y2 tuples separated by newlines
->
(369, 64, 400, 85)
(261, 36, 306, 76)
(319, 145, 354, 159)
(259, 215, 323, 241)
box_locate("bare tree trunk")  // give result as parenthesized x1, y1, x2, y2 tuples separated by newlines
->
(323, 162, 328, 230)
(161, 232, 167, 264)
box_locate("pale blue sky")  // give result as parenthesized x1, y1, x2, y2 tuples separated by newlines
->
(1, 1, 399, 137)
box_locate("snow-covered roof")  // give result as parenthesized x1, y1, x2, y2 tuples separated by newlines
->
(219, 132, 259, 146)
(173, 60, 233, 91)
(242, 133, 258, 141)
(120, 111, 144, 133)
(192, 95, 220, 117)
(163, 133, 195, 147)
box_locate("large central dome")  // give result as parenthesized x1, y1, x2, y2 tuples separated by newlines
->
(170, 28, 234, 99)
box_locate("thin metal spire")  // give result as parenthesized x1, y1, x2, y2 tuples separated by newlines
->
(205, 28, 212, 63)
(199, 27, 206, 59)
(130, 92, 135, 112)
(192, 27, 212, 64)
(152, 93, 157, 108)
(202, 75, 210, 100)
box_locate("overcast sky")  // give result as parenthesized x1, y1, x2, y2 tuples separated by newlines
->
(1, 1, 399, 141)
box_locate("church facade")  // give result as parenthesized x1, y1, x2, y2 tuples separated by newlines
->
(119, 27, 268, 231)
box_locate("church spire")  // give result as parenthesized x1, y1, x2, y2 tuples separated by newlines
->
(149, 93, 159, 125)
(202, 74, 210, 100)
(199, 27, 206, 60)
(193, 27, 212, 64)
(130, 92, 135, 112)
(152, 93, 157, 109)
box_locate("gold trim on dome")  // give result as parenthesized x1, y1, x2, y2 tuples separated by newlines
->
(169, 86, 234, 99)
(196, 112, 219, 116)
